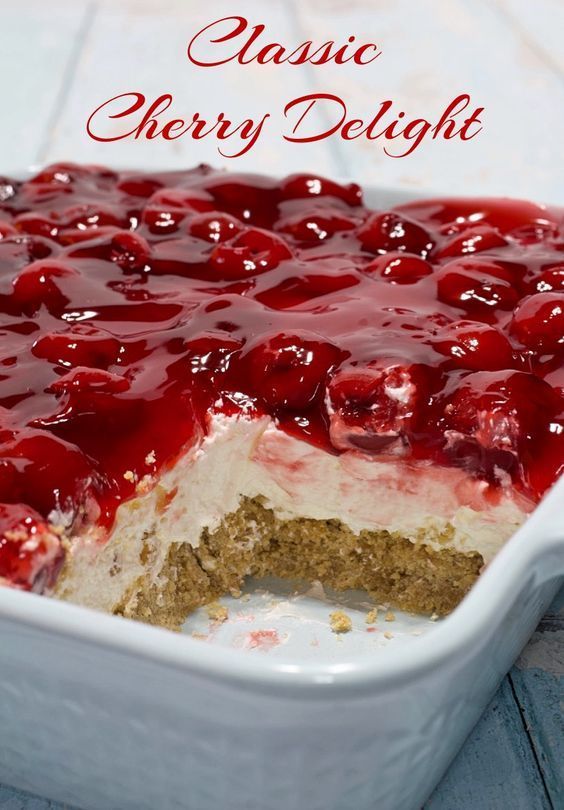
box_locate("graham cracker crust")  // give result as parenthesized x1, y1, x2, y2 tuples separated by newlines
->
(115, 497, 483, 630)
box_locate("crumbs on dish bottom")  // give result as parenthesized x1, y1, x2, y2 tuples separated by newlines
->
(329, 610, 353, 634)
(206, 602, 229, 624)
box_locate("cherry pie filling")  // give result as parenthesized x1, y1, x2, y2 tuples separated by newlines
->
(0, 163, 562, 592)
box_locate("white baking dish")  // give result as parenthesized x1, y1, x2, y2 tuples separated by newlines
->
(0, 183, 562, 810)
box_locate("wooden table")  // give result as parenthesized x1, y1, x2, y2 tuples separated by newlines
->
(0, 1, 562, 807)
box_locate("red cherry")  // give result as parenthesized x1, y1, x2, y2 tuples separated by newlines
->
(509, 221, 558, 245)
(436, 225, 508, 259)
(529, 266, 564, 293)
(246, 332, 341, 410)
(399, 198, 557, 237)
(510, 293, 564, 354)
(526, 415, 564, 499)
(434, 321, 514, 370)
(328, 363, 425, 453)
(443, 371, 559, 477)
(57, 225, 120, 246)
(0, 430, 100, 519)
(117, 175, 164, 198)
(255, 272, 360, 309)
(143, 188, 215, 235)
(277, 210, 357, 243)
(0, 221, 17, 239)
(61, 204, 126, 231)
(364, 252, 433, 284)
(0, 237, 54, 285)
(14, 213, 58, 239)
(357, 212, 434, 257)
(179, 334, 243, 389)
(110, 231, 151, 273)
(39, 368, 132, 427)
(188, 212, 243, 243)
(210, 228, 292, 280)
(0, 503, 63, 590)
(32, 327, 122, 369)
(48, 367, 130, 396)
(204, 177, 279, 224)
(12, 260, 79, 315)
(28, 164, 76, 186)
(280, 174, 362, 207)
(436, 259, 518, 312)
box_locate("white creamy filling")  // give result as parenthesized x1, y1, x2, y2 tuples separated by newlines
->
(55, 413, 533, 612)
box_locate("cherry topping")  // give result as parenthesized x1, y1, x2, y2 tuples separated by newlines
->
(528, 266, 564, 293)
(0, 503, 63, 590)
(210, 228, 292, 280)
(182, 334, 243, 387)
(443, 371, 559, 478)
(117, 175, 164, 198)
(255, 272, 360, 309)
(434, 321, 515, 370)
(278, 210, 357, 243)
(246, 332, 341, 410)
(280, 174, 362, 207)
(364, 252, 433, 284)
(32, 327, 122, 369)
(143, 188, 215, 235)
(0, 431, 100, 519)
(39, 368, 133, 430)
(48, 367, 131, 396)
(0, 221, 17, 239)
(436, 259, 519, 312)
(328, 363, 424, 453)
(188, 212, 243, 244)
(13, 213, 59, 239)
(109, 231, 151, 273)
(61, 204, 125, 231)
(12, 260, 79, 315)
(358, 212, 434, 257)
(436, 225, 508, 259)
(511, 293, 564, 354)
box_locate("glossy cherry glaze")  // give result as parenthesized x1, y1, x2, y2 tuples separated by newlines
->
(0, 164, 562, 589)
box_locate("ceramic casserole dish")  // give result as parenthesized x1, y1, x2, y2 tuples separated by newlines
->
(0, 184, 562, 810)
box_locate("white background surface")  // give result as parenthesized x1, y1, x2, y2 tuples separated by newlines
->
(2, 0, 563, 202)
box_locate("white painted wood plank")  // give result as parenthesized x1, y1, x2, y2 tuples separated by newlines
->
(0, 1, 90, 169)
(494, 0, 564, 76)
(293, 0, 564, 203)
(43, 0, 339, 176)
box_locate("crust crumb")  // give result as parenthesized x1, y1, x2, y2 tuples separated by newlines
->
(4, 529, 28, 542)
(384, 610, 396, 622)
(384, 631, 394, 639)
(145, 450, 156, 466)
(329, 610, 352, 634)
(123, 470, 136, 483)
(136, 474, 154, 495)
(206, 602, 229, 624)
(365, 608, 378, 625)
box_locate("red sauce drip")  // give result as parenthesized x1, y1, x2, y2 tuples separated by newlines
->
(0, 163, 562, 588)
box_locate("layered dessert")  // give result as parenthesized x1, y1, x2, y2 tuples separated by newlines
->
(0, 164, 561, 627)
